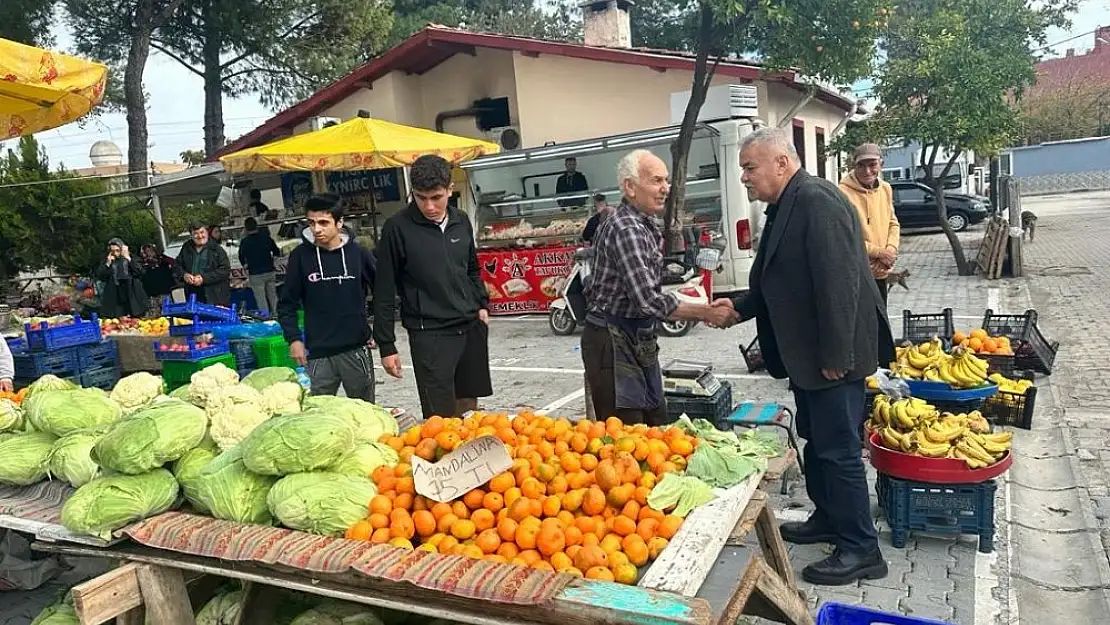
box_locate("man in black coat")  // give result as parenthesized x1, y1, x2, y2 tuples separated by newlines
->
(174, 224, 232, 307)
(714, 128, 895, 586)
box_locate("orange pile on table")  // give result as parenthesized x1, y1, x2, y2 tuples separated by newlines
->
(952, 328, 1014, 355)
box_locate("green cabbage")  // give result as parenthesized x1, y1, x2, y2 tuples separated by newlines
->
(329, 442, 399, 478)
(30, 602, 79, 625)
(260, 381, 304, 417)
(646, 472, 715, 518)
(93, 398, 208, 474)
(26, 388, 122, 436)
(240, 412, 355, 476)
(189, 363, 241, 407)
(195, 590, 243, 625)
(301, 396, 397, 444)
(0, 398, 22, 432)
(48, 427, 108, 488)
(23, 374, 77, 404)
(206, 384, 271, 451)
(194, 446, 277, 525)
(61, 469, 179, 540)
(267, 472, 376, 536)
(241, 367, 298, 391)
(172, 439, 220, 513)
(0, 431, 57, 485)
(110, 372, 165, 414)
(169, 384, 195, 402)
(289, 602, 385, 625)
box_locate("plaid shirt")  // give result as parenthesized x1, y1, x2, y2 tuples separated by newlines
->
(585, 200, 679, 320)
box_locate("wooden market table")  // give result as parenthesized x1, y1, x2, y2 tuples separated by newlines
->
(32, 469, 813, 625)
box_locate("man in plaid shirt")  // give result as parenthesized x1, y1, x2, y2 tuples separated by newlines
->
(581, 150, 737, 424)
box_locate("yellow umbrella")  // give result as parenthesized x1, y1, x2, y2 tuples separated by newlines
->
(0, 38, 108, 139)
(219, 115, 500, 174)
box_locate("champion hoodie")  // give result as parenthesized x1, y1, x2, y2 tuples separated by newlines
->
(277, 229, 375, 359)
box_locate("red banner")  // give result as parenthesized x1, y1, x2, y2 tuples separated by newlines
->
(479, 246, 575, 315)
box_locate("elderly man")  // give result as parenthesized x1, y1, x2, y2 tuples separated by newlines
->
(840, 143, 900, 310)
(582, 149, 737, 424)
(713, 128, 894, 586)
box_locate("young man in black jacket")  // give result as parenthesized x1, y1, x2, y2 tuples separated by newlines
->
(238, 217, 282, 315)
(277, 195, 377, 401)
(373, 154, 492, 418)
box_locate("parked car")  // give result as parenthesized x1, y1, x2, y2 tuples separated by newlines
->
(891, 181, 990, 232)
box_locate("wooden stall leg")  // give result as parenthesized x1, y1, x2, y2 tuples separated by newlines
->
(116, 608, 146, 625)
(755, 502, 798, 593)
(716, 556, 814, 625)
(135, 565, 197, 625)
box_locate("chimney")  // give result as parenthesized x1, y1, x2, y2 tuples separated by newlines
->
(1065, 48, 1075, 57)
(580, 0, 634, 48)
(1095, 25, 1110, 53)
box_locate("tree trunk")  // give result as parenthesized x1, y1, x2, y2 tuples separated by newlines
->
(202, 4, 225, 159)
(125, 0, 157, 189)
(663, 6, 717, 256)
(929, 178, 971, 275)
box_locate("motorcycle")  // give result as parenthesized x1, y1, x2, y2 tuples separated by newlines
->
(548, 248, 709, 338)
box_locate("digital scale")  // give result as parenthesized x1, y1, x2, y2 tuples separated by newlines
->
(662, 359, 722, 397)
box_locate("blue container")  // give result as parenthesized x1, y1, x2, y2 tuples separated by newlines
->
(168, 317, 237, 337)
(25, 315, 102, 352)
(5, 336, 27, 353)
(161, 294, 238, 322)
(13, 348, 78, 378)
(154, 337, 230, 361)
(904, 380, 998, 402)
(80, 366, 121, 391)
(817, 602, 953, 624)
(76, 340, 119, 371)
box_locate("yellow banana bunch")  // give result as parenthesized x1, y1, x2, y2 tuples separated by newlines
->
(874, 399, 1013, 469)
(989, 373, 1034, 395)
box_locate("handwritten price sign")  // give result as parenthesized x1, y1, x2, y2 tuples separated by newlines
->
(411, 435, 513, 503)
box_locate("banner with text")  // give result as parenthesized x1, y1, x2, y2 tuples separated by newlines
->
(478, 246, 575, 315)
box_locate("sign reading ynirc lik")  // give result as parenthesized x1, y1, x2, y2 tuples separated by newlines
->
(411, 435, 513, 503)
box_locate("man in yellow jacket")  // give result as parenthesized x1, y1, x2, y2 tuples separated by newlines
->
(839, 143, 900, 309)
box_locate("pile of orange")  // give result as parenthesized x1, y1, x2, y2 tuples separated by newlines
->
(344, 412, 701, 584)
(952, 328, 1014, 356)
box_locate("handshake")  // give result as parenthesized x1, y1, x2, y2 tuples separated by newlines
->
(704, 298, 741, 329)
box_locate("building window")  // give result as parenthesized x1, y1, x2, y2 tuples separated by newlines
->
(792, 119, 807, 172)
(883, 168, 906, 181)
(815, 127, 827, 180)
(1000, 153, 1013, 176)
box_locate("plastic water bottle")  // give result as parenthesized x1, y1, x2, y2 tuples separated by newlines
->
(295, 366, 311, 391)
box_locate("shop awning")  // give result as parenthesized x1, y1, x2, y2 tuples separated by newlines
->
(218, 114, 501, 174)
(0, 38, 108, 139)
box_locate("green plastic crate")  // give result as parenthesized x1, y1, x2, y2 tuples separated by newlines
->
(162, 353, 238, 390)
(252, 335, 298, 369)
(297, 309, 305, 329)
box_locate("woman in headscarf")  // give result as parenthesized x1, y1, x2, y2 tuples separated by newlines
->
(94, 238, 148, 318)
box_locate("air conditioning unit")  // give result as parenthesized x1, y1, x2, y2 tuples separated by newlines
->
(670, 84, 759, 125)
(310, 116, 341, 131)
(487, 126, 522, 151)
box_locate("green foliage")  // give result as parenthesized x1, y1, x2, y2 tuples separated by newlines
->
(0, 0, 58, 46)
(1016, 80, 1110, 145)
(388, 0, 582, 48)
(179, 149, 207, 166)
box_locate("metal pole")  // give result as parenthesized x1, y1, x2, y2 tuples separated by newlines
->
(152, 192, 168, 249)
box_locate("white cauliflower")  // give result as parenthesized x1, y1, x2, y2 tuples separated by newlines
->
(260, 381, 304, 417)
(206, 384, 270, 451)
(188, 363, 241, 408)
(110, 372, 165, 413)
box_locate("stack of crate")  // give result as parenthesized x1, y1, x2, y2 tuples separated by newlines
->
(11, 315, 116, 389)
(157, 295, 238, 391)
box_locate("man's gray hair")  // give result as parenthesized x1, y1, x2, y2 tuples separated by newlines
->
(739, 127, 801, 164)
(616, 149, 656, 187)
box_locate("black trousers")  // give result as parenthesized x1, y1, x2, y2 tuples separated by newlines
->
(794, 378, 879, 554)
(875, 279, 889, 308)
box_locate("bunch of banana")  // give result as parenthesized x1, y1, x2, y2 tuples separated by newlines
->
(868, 396, 939, 431)
(880, 426, 916, 453)
(869, 394, 892, 428)
(891, 339, 946, 380)
(988, 373, 1034, 395)
(937, 347, 990, 389)
(953, 431, 1013, 468)
(873, 400, 1011, 468)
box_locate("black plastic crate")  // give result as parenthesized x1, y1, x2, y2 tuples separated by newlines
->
(900, 308, 954, 344)
(981, 308, 1037, 340)
(878, 473, 997, 553)
(666, 380, 733, 424)
(76, 340, 119, 371)
(981, 352, 1016, 377)
(12, 347, 78, 378)
(981, 385, 1037, 430)
(1015, 323, 1059, 375)
(80, 366, 121, 391)
(741, 338, 765, 373)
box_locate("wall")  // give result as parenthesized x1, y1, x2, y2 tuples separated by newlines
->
(1005, 136, 1110, 195)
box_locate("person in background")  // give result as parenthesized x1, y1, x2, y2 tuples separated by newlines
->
(250, 189, 271, 218)
(582, 150, 737, 424)
(175, 224, 232, 306)
(840, 143, 900, 310)
(0, 330, 14, 392)
(582, 193, 611, 244)
(208, 224, 223, 245)
(712, 128, 893, 586)
(96, 238, 147, 318)
(374, 154, 491, 419)
(556, 157, 590, 209)
(238, 217, 282, 315)
(139, 244, 176, 316)
(278, 194, 376, 401)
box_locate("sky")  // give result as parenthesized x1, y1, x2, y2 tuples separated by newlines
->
(14, 0, 1110, 170)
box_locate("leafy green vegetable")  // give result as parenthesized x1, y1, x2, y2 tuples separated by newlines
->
(685, 444, 764, 488)
(93, 398, 208, 474)
(267, 472, 376, 536)
(301, 396, 397, 444)
(241, 367, 298, 391)
(288, 601, 385, 625)
(329, 442, 399, 478)
(647, 472, 715, 518)
(0, 398, 23, 432)
(48, 427, 108, 488)
(172, 439, 220, 513)
(195, 446, 277, 525)
(670, 416, 783, 458)
(0, 431, 57, 485)
(30, 601, 79, 625)
(195, 590, 243, 625)
(23, 375, 77, 404)
(26, 388, 122, 436)
(240, 412, 355, 476)
(61, 469, 179, 540)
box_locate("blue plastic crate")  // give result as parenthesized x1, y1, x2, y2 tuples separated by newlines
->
(229, 339, 257, 369)
(5, 336, 27, 353)
(817, 602, 953, 624)
(76, 340, 119, 370)
(168, 317, 237, 337)
(878, 473, 997, 553)
(80, 366, 121, 390)
(12, 347, 78, 378)
(154, 337, 230, 361)
(25, 315, 102, 352)
(161, 294, 238, 322)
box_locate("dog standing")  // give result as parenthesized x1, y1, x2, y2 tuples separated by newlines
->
(1021, 210, 1037, 243)
(884, 269, 911, 292)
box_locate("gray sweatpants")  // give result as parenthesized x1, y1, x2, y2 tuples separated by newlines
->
(248, 272, 279, 315)
(307, 346, 375, 403)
